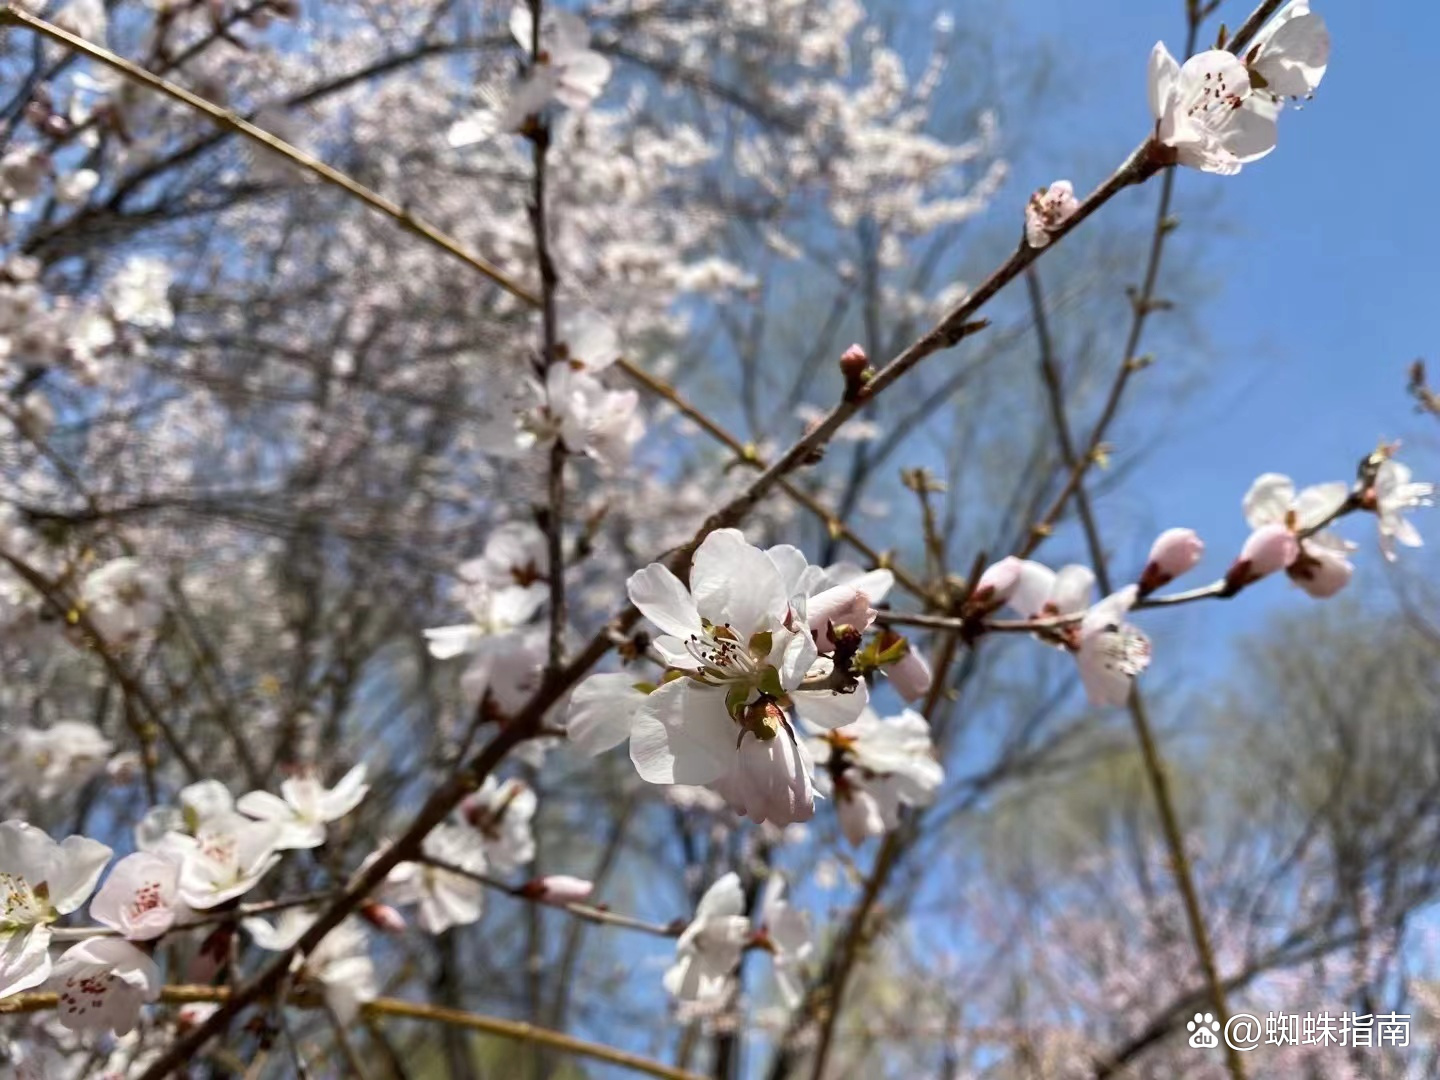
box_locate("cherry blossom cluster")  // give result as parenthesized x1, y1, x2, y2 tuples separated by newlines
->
(3, 0, 1434, 1069)
(961, 445, 1432, 707)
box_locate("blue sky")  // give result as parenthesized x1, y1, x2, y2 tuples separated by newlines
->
(995, 0, 1437, 685)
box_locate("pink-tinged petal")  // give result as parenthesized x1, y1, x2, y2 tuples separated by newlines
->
(508, 2, 534, 51)
(711, 729, 816, 825)
(531, 875, 595, 905)
(1288, 539, 1353, 598)
(806, 584, 874, 651)
(1253, 8, 1329, 99)
(629, 680, 734, 785)
(1007, 560, 1056, 618)
(626, 562, 700, 640)
(887, 648, 932, 703)
(1148, 41, 1180, 121)
(793, 676, 869, 730)
(1242, 473, 1296, 528)
(0, 925, 53, 998)
(1293, 481, 1349, 531)
(973, 556, 1023, 605)
(837, 781, 887, 846)
(1227, 522, 1300, 591)
(49, 835, 113, 915)
(1050, 565, 1096, 615)
(689, 529, 786, 636)
(1077, 623, 1151, 707)
(566, 672, 647, 755)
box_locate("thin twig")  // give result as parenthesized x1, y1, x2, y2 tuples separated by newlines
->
(0, 5, 536, 305)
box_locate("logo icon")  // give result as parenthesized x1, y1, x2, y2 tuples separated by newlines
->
(1188, 1012, 1221, 1049)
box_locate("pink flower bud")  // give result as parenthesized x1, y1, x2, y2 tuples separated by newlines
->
(1138, 527, 1204, 595)
(840, 344, 869, 401)
(887, 647, 932, 703)
(528, 875, 595, 906)
(1225, 523, 1298, 592)
(807, 584, 876, 652)
(361, 901, 407, 933)
(971, 556, 1024, 606)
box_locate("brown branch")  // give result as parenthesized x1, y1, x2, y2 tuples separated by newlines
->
(0, 5, 537, 305)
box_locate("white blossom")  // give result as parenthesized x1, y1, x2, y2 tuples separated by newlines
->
(1243, 472, 1354, 596)
(0, 821, 111, 999)
(156, 813, 281, 909)
(757, 875, 812, 1008)
(104, 257, 173, 329)
(1024, 180, 1079, 248)
(1075, 586, 1152, 708)
(461, 776, 536, 875)
(503, 6, 613, 125)
(4, 722, 112, 800)
(89, 851, 186, 941)
(383, 824, 487, 934)
(1149, 42, 1276, 174)
(1373, 458, 1433, 561)
(79, 558, 165, 648)
(1247, 1, 1329, 103)
(49, 938, 160, 1036)
(664, 872, 750, 1003)
(236, 764, 369, 850)
(243, 910, 377, 1024)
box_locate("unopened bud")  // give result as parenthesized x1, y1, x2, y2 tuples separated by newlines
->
(840, 343, 870, 401)
(361, 901, 407, 933)
(523, 875, 596, 906)
(1138, 527, 1204, 596)
(969, 556, 1023, 610)
(887, 647, 932, 703)
(1224, 523, 1298, 593)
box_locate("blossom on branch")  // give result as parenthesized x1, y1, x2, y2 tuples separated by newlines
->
(664, 872, 750, 1003)
(0, 821, 111, 999)
(1237, 472, 1353, 596)
(618, 530, 876, 823)
(811, 707, 943, 845)
(49, 937, 160, 1036)
(504, 6, 614, 125)
(236, 764, 369, 850)
(1138, 527, 1204, 596)
(243, 910, 378, 1024)
(156, 813, 282, 909)
(383, 824, 487, 934)
(1246, 1, 1330, 104)
(1148, 43, 1276, 174)
(1371, 456, 1433, 561)
(1024, 180, 1079, 248)
(89, 851, 186, 941)
(461, 775, 536, 874)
